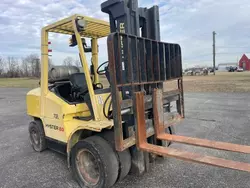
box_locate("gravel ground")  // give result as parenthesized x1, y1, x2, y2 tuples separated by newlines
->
(0, 88, 250, 188)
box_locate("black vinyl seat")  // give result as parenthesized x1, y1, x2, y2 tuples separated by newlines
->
(69, 73, 89, 100)
(69, 73, 94, 120)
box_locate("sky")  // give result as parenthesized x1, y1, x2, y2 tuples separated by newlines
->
(0, 0, 250, 69)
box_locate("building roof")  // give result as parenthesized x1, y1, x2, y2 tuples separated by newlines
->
(244, 53, 250, 59)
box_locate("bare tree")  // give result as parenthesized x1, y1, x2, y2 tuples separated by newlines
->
(15, 63, 22, 78)
(0, 55, 54, 78)
(0, 57, 5, 77)
(63, 57, 74, 66)
(6, 57, 18, 77)
(21, 58, 29, 77)
(34, 58, 40, 78)
(23, 54, 40, 77)
(74, 59, 82, 67)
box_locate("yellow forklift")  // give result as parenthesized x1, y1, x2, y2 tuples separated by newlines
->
(27, 0, 250, 188)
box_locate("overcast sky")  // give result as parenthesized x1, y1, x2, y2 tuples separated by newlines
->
(0, 0, 250, 68)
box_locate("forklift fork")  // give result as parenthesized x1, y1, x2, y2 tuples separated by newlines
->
(135, 89, 250, 172)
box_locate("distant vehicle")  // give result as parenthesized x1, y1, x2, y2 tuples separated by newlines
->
(202, 68, 209, 75)
(185, 70, 194, 76)
(209, 68, 215, 73)
(236, 67, 244, 72)
(228, 66, 237, 72)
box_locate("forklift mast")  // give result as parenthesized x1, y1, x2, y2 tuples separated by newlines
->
(101, 0, 179, 174)
(101, 0, 160, 40)
(102, 0, 162, 97)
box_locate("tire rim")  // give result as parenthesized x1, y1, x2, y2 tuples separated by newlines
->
(31, 129, 39, 145)
(76, 149, 100, 186)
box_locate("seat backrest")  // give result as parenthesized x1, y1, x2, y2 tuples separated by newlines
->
(69, 73, 88, 95)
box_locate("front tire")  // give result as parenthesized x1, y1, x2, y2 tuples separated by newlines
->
(28, 120, 47, 152)
(99, 131, 131, 182)
(70, 136, 119, 188)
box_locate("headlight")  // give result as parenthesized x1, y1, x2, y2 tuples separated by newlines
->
(76, 19, 86, 32)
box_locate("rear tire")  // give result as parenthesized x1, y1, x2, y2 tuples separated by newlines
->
(70, 135, 119, 188)
(28, 120, 47, 152)
(99, 131, 131, 181)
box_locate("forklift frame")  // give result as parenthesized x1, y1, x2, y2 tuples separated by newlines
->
(25, 1, 250, 186)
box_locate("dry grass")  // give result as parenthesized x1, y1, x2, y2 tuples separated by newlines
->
(0, 72, 250, 93)
(0, 78, 39, 88)
(183, 72, 250, 92)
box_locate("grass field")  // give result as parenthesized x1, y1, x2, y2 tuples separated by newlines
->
(0, 72, 250, 92)
(183, 72, 250, 92)
(0, 78, 39, 88)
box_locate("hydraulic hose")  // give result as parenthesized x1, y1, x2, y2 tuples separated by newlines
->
(103, 94, 112, 119)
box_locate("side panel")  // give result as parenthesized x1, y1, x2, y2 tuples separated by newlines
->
(26, 88, 41, 118)
(43, 92, 91, 143)
(43, 92, 67, 143)
(43, 118, 66, 143)
(28, 89, 114, 143)
(95, 92, 112, 120)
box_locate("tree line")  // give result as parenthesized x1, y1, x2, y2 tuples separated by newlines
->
(0, 54, 81, 78)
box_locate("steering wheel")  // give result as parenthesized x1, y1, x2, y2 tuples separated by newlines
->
(97, 61, 109, 75)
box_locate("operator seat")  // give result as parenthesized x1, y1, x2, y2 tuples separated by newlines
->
(70, 72, 94, 120)
(69, 73, 89, 100)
